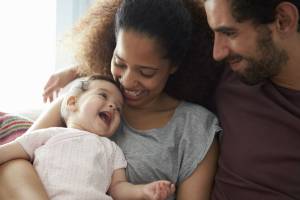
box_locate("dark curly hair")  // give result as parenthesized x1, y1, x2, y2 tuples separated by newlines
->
(71, 0, 223, 108)
(115, 0, 192, 67)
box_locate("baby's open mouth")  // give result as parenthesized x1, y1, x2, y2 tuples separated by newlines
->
(98, 111, 112, 126)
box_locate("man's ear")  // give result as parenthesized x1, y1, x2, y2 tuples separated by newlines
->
(170, 66, 178, 74)
(275, 2, 299, 35)
(66, 96, 78, 112)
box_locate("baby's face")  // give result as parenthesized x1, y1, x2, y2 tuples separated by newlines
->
(73, 80, 123, 137)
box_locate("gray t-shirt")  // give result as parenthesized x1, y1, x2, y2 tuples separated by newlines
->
(111, 101, 221, 199)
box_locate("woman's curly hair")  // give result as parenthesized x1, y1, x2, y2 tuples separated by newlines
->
(71, 0, 224, 107)
(72, 0, 121, 76)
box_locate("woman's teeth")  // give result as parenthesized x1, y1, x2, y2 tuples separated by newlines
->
(124, 89, 142, 97)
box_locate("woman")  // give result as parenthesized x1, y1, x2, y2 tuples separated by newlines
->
(0, 0, 223, 199)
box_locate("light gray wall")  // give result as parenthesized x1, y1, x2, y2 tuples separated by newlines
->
(56, 0, 95, 69)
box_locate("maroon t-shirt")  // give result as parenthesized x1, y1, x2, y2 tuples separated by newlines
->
(212, 69, 300, 200)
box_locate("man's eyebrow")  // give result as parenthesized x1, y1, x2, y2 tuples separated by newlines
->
(214, 26, 237, 33)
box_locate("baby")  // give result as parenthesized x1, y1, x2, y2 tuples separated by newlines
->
(0, 75, 175, 200)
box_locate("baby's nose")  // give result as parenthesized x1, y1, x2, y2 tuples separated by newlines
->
(108, 103, 116, 111)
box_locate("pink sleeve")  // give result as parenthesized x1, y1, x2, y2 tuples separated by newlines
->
(112, 143, 127, 170)
(15, 128, 56, 161)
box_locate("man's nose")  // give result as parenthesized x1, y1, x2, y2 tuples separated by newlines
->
(213, 34, 229, 62)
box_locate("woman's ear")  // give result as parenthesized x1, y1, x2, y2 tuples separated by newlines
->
(66, 96, 78, 112)
(275, 2, 299, 35)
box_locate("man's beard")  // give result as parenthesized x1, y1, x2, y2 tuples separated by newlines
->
(227, 27, 289, 85)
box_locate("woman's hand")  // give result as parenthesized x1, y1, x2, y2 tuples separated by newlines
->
(43, 66, 78, 103)
(143, 180, 175, 200)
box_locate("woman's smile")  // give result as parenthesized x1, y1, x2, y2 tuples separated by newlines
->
(122, 88, 146, 101)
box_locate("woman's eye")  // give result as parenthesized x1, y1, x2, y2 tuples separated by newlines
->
(114, 61, 126, 69)
(140, 69, 156, 78)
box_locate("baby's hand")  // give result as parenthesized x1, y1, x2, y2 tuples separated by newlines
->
(142, 180, 175, 200)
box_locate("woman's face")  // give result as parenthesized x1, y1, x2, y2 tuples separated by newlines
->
(111, 29, 177, 109)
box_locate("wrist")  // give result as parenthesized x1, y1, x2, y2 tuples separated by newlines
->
(70, 66, 80, 79)
(134, 184, 146, 200)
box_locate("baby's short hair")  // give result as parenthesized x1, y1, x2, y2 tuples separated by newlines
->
(60, 74, 120, 123)
(75, 74, 120, 93)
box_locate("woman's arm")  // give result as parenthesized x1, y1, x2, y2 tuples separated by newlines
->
(0, 142, 29, 165)
(28, 97, 64, 132)
(177, 138, 219, 200)
(0, 98, 64, 200)
(43, 66, 79, 103)
(0, 160, 49, 200)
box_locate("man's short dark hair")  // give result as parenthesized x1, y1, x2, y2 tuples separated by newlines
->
(203, 0, 300, 32)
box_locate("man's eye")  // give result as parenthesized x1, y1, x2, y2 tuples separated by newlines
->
(224, 31, 237, 37)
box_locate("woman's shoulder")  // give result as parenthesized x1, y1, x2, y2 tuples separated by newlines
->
(170, 101, 220, 131)
(176, 101, 217, 118)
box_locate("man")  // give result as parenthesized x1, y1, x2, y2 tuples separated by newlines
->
(202, 0, 300, 199)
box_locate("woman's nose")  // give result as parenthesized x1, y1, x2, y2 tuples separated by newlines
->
(119, 70, 137, 89)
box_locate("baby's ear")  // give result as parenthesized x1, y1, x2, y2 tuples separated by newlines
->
(66, 96, 78, 112)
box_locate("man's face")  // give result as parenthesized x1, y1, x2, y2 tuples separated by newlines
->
(204, 0, 288, 85)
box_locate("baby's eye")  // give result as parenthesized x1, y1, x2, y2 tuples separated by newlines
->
(116, 107, 122, 113)
(98, 92, 107, 99)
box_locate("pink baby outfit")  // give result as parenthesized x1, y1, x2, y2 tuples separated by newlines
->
(16, 127, 127, 200)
